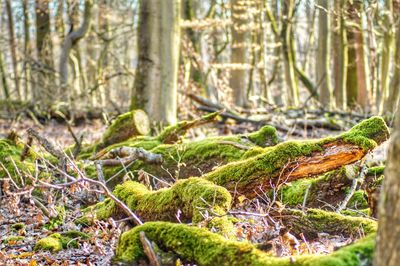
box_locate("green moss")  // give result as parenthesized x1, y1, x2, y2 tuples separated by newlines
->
(80, 178, 232, 224)
(205, 140, 323, 190)
(339, 116, 389, 151)
(34, 235, 63, 252)
(44, 206, 66, 230)
(206, 216, 237, 239)
(285, 209, 377, 237)
(347, 190, 369, 209)
(367, 166, 385, 176)
(10, 223, 25, 231)
(3, 236, 25, 244)
(116, 221, 375, 265)
(340, 208, 370, 217)
(247, 125, 279, 147)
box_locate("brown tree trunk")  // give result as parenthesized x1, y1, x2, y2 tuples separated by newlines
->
(375, 95, 400, 265)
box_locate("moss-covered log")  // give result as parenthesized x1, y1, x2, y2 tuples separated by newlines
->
(276, 208, 376, 238)
(96, 109, 150, 151)
(83, 124, 279, 187)
(204, 117, 389, 199)
(79, 178, 232, 224)
(116, 221, 375, 265)
(278, 168, 369, 211)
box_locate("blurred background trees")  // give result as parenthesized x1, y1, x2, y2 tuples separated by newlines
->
(0, 0, 399, 124)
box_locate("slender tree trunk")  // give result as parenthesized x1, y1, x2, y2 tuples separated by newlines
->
(379, 0, 394, 113)
(131, 0, 181, 125)
(59, 0, 93, 89)
(375, 99, 400, 266)
(384, 0, 400, 114)
(281, 0, 299, 106)
(0, 52, 10, 99)
(229, 0, 251, 107)
(35, 0, 55, 103)
(22, 0, 31, 100)
(316, 0, 332, 107)
(332, 0, 347, 110)
(345, 0, 368, 109)
(5, 0, 21, 99)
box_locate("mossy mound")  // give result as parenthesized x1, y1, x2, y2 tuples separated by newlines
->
(79, 177, 232, 224)
(34, 231, 89, 252)
(115, 221, 375, 265)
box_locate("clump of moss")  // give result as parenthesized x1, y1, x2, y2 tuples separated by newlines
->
(79, 178, 232, 224)
(44, 206, 66, 230)
(3, 236, 25, 245)
(347, 190, 369, 209)
(34, 234, 63, 252)
(11, 223, 25, 231)
(115, 221, 375, 265)
(247, 125, 279, 147)
(34, 231, 89, 252)
(367, 165, 385, 176)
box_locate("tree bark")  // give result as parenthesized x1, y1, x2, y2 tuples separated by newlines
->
(375, 85, 400, 266)
(131, 0, 181, 125)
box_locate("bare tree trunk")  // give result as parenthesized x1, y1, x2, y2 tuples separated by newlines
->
(5, 0, 21, 99)
(229, 0, 251, 107)
(345, 0, 368, 110)
(131, 0, 181, 125)
(375, 98, 400, 266)
(0, 51, 10, 99)
(379, 0, 394, 113)
(316, 0, 332, 107)
(22, 0, 31, 100)
(59, 0, 93, 89)
(384, 0, 400, 114)
(332, 0, 347, 110)
(35, 0, 55, 103)
(281, 0, 299, 106)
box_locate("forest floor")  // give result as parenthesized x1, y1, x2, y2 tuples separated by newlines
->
(0, 115, 388, 265)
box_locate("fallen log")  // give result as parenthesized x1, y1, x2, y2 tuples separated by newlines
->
(78, 178, 232, 224)
(115, 220, 375, 265)
(204, 117, 389, 199)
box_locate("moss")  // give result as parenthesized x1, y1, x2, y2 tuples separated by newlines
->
(367, 166, 385, 176)
(340, 208, 370, 217)
(34, 235, 63, 252)
(205, 216, 237, 239)
(44, 206, 66, 230)
(10, 222, 25, 231)
(3, 236, 25, 244)
(339, 116, 389, 151)
(34, 231, 88, 252)
(347, 190, 369, 209)
(116, 221, 375, 265)
(80, 178, 232, 224)
(284, 209, 377, 238)
(205, 140, 323, 190)
(247, 125, 279, 147)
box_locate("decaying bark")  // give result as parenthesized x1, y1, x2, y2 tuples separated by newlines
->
(205, 116, 388, 199)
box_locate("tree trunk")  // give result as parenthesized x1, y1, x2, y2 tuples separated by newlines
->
(375, 89, 400, 265)
(229, 0, 251, 107)
(59, 0, 93, 89)
(131, 0, 181, 125)
(379, 0, 394, 113)
(22, 0, 31, 101)
(5, 0, 21, 99)
(384, 0, 400, 114)
(35, 0, 55, 103)
(316, 0, 332, 107)
(332, 0, 347, 110)
(345, 0, 369, 110)
(281, 0, 299, 106)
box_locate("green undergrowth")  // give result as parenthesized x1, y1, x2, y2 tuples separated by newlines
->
(78, 178, 232, 225)
(34, 231, 90, 252)
(115, 221, 375, 266)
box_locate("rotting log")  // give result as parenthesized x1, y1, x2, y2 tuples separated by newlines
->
(204, 117, 389, 199)
(278, 167, 369, 212)
(96, 109, 150, 151)
(84, 124, 279, 187)
(115, 221, 375, 265)
(78, 178, 232, 224)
